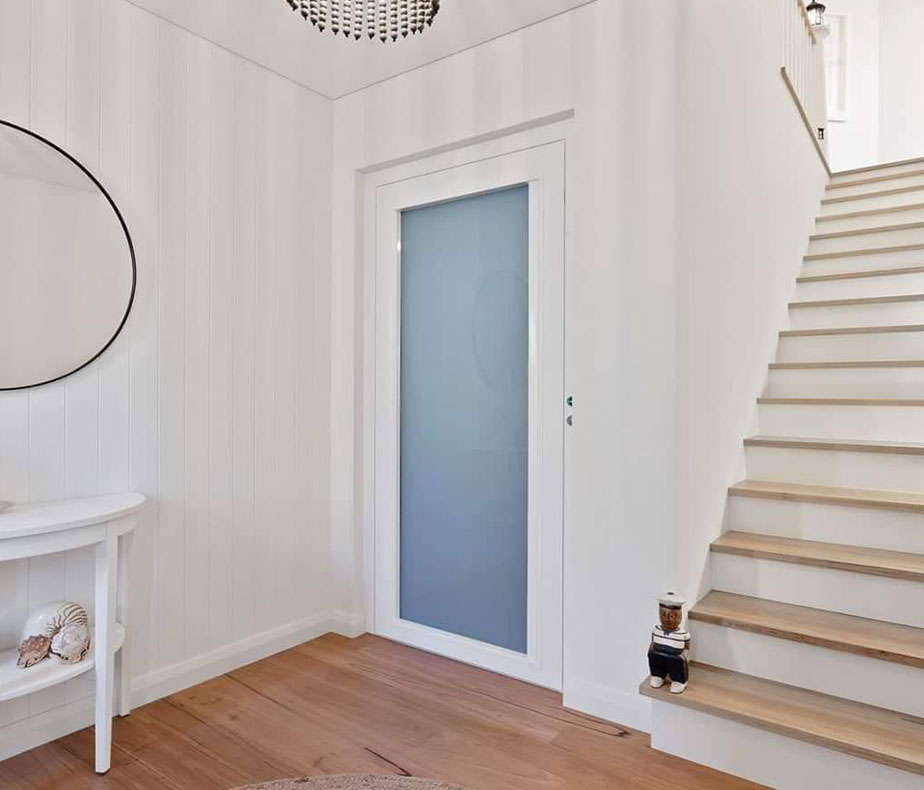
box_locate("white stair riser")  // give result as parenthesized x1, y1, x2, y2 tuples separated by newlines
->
(808, 226, 924, 256)
(831, 161, 924, 183)
(745, 444, 924, 492)
(766, 366, 924, 398)
(827, 172, 924, 198)
(650, 702, 923, 790)
(758, 402, 924, 442)
(796, 272, 924, 300)
(788, 301, 924, 329)
(693, 622, 924, 718)
(820, 187, 924, 215)
(804, 246, 924, 272)
(711, 553, 924, 628)
(727, 495, 924, 554)
(816, 205, 924, 233)
(777, 331, 924, 362)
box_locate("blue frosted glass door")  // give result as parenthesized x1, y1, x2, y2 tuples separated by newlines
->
(399, 185, 529, 654)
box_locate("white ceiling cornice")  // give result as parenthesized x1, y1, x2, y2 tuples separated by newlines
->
(123, 0, 596, 99)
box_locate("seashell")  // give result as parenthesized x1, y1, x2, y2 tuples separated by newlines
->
(17, 634, 52, 668)
(17, 601, 91, 670)
(50, 622, 92, 665)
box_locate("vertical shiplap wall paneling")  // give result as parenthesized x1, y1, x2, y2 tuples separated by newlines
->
(207, 43, 235, 653)
(298, 83, 332, 613)
(315, 132, 333, 614)
(97, 0, 132, 501)
(62, 0, 103, 708)
(252, 69, 278, 633)
(230, 58, 257, 645)
(183, 32, 213, 662)
(27, 0, 69, 720)
(209, 45, 232, 652)
(0, 0, 333, 750)
(274, 78, 298, 628)
(127, 4, 161, 682)
(293, 87, 316, 615)
(0, 0, 33, 731)
(155, 19, 188, 671)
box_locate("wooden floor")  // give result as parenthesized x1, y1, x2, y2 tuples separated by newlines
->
(0, 634, 763, 790)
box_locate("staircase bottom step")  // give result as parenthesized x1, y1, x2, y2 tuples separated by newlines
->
(649, 693, 922, 790)
(640, 663, 924, 781)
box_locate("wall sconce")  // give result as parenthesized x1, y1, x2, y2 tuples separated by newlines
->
(806, 1, 830, 38)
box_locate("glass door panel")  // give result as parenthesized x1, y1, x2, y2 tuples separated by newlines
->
(399, 186, 529, 653)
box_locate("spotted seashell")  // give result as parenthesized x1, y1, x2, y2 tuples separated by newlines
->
(17, 634, 52, 668)
(50, 622, 92, 665)
(17, 601, 91, 670)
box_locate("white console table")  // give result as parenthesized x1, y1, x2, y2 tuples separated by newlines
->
(0, 493, 145, 773)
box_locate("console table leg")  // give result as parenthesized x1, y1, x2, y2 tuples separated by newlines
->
(94, 533, 117, 774)
(116, 527, 133, 716)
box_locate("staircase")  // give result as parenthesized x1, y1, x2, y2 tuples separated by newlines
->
(643, 157, 924, 790)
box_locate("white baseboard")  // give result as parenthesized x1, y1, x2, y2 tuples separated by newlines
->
(0, 609, 365, 762)
(562, 677, 652, 734)
(0, 696, 98, 763)
(328, 609, 366, 638)
(131, 611, 337, 707)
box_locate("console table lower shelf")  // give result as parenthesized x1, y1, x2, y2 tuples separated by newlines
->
(0, 623, 126, 703)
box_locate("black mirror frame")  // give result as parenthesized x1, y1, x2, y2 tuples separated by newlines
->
(0, 119, 137, 392)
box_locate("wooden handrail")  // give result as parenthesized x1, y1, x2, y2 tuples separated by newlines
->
(781, 67, 832, 176)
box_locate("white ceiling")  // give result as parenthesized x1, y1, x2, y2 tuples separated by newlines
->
(125, 0, 595, 99)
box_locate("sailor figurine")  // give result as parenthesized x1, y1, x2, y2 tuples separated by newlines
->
(648, 592, 691, 694)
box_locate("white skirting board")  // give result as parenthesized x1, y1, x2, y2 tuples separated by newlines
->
(650, 700, 923, 790)
(0, 610, 365, 762)
(562, 676, 652, 734)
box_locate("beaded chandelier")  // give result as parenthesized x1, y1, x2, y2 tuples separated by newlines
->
(284, 1, 441, 42)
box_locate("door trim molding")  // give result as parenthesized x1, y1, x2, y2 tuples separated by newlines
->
(360, 122, 570, 687)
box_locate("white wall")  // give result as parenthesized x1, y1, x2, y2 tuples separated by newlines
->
(330, 0, 679, 731)
(330, 0, 828, 734)
(674, 0, 829, 604)
(824, 0, 881, 170)
(879, 0, 924, 162)
(0, 0, 333, 756)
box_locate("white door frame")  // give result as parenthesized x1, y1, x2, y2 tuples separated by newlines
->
(362, 126, 567, 690)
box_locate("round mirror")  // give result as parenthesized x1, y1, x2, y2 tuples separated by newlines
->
(0, 120, 135, 391)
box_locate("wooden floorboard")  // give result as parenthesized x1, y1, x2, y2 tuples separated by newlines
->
(1, 633, 763, 789)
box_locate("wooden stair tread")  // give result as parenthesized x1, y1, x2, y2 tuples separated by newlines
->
(712, 531, 924, 582)
(817, 201, 924, 223)
(789, 293, 924, 308)
(797, 264, 924, 282)
(822, 183, 924, 205)
(804, 242, 924, 262)
(728, 479, 924, 514)
(691, 591, 924, 668)
(640, 663, 924, 776)
(833, 155, 924, 178)
(780, 323, 924, 336)
(811, 220, 924, 240)
(744, 435, 924, 455)
(826, 168, 924, 190)
(769, 360, 924, 369)
(758, 397, 924, 406)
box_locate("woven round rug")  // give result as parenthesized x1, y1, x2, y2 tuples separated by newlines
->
(236, 776, 467, 790)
